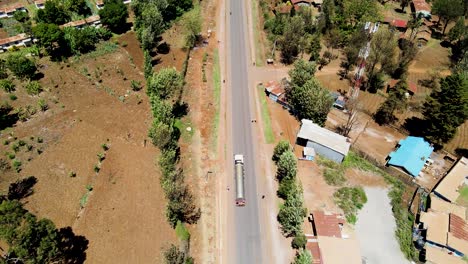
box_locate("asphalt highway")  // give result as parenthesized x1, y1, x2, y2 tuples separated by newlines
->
(229, 0, 263, 263)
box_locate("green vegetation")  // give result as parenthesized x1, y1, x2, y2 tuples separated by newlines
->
(212, 49, 221, 152)
(257, 85, 275, 143)
(276, 151, 297, 182)
(147, 68, 184, 99)
(6, 55, 36, 80)
(343, 151, 418, 260)
(323, 168, 346, 186)
(272, 140, 291, 164)
(286, 60, 333, 126)
(80, 185, 93, 208)
(291, 232, 307, 249)
(333, 186, 367, 224)
(0, 79, 15, 93)
(457, 186, 468, 204)
(292, 248, 313, 264)
(12, 159, 22, 172)
(182, 5, 201, 48)
(25, 81, 42, 95)
(175, 220, 190, 241)
(130, 80, 142, 91)
(99, 0, 129, 33)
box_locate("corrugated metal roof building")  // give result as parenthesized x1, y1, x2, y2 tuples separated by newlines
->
(386, 136, 433, 177)
(296, 119, 351, 163)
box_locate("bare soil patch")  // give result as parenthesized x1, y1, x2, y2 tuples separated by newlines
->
(0, 44, 174, 263)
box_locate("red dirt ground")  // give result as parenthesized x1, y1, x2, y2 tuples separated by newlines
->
(0, 35, 177, 263)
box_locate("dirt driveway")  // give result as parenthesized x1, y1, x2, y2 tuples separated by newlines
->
(355, 187, 410, 264)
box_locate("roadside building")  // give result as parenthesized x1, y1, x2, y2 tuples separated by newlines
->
(35, 0, 46, 9)
(383, 17, 408, 31)
(0, 3, 27, 18)
(291, 0, 312, 7)
(296, 119, 351, 163)
(0, 33, 32, 52)
(386, 136, 434, 177)
(305, 211, 361, 264)
(263, 80, 291, 110)
(411, 0, 431, 18)
(61, 15, 101, 29)
(433, 157, 468, 202)
(96, 0, 104, 9)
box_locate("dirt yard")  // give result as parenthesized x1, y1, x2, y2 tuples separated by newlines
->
(0, 33, 181, 262)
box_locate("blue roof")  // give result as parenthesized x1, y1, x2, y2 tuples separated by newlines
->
(387, 136, 433, 176)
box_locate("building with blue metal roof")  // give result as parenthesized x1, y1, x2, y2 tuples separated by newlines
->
(386, 136, 434, 177)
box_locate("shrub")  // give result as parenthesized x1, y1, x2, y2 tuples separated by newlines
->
(37, 137, 43, 143)
(69, 171, 76, 177)
(18, 140, 26, 146)
(0, 79, 15, 92)
(291, 232, 307, 249)
(130, 80, 142, 91)
(277, 178, 297, 199)
(333, 187, 367, 224)
(38, 99, 48, 111)
(9, 94, 17, 101)
(175, 220, 190, 241)
(7, 153, 15, 159)
(97, 152, 105, 162)
(25, 81, 42, 95)
(6, 55, 36, 80)
(94, 164, 100, 173)
(101, 143, 109, 151)
(12, 159, 21, 172)
(3, 140, 9, 145)
(11, 143, 20, 152)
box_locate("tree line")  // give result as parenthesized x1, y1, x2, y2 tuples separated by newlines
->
(272, 141, 312, 264)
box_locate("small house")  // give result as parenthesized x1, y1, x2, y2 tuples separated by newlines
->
(291, 0, 312, 7)
(96, 0, 104, 9)
(0, 34, 32, 52)
(61, 15, 101, 29)
(0, 4, 27, 18)
(264, 81, 284, 102)
(383, 17, 408, 31)
(411, 0, 431, 19)
(386, 136, 433, 177)
(296, 119, 351, 163)
(35, 0, 46, 9)
(433, 157, 468, 203)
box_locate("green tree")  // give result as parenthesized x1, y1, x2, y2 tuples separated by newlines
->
(277, 186, 306, 237)
(366, 28, 398, 88)
(159, 148, 178, 177)
(136, 3, 164, 51)
(166, 181, 201, 227)
(423, 74, 468, 145)
(374, 80, 408, 125)
(448, 17, 466, 43)
(144, 50, 153, 79)
(163, 0, 193, 21)
(148, 120, 174, 149)
(149, 95, 174, 125)
(292, 249, 313, 264)
(0, 200, 26, 243)
(305, 33, 322, 61)
(163, 244, 186, 264)
(147, 68, 184, 99)
(276, 151, 297, 182)
(13, 11, 29, 23)
(432, 0, 464, 34)
(66, 0, 91, 16)
(0, 59, 8, 79)
(288, 59, 317, 87)
(277, 178, 298, 199)
(280, 16, 307, 64)
(291, 232, 307, 249)
(343, 0, 379, 27)
(32, 23, 65, 55)
(36, 0, 70, 25)
(273, 140, 292, 164)
(99, 0, 129, 33)
(6, 55, 36, 80)
(287, 78, 334, 126)
(320, 0, 336, 31)
(182, 6, 201, 48)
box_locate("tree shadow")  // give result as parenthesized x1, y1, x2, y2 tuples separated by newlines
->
(455, 148, 468, 158)
(172, 101, 189, 119)
(151, 57, 162, 66)
(403, 116, 427, 137)
(112, 22, 133, 34)
(0, 113, 19, 130)
(32, 72, 45, 81)
(157, 42, 171, 54)
(58, 227, 89, 264)
(7, 176, 37, 200)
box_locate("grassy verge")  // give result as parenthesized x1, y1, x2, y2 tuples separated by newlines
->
(334, 186, 367, 224)
(250, 0, 264, 66)
(343, 151, 418, 261)
(211, 49, 221, 153)
(175, 220, 190, 242)
(174, 118, 194, 142)
(71, 42, 119, 63)
(257, 85, 274, 144)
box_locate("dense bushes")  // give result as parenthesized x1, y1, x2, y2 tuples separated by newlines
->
(272, 141, 306, 240)
(333, 186, 367, 224)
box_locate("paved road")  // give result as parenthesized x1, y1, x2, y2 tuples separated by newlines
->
(229, 0, 263, 263)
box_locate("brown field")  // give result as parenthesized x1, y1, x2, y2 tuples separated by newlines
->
(0, 31, 187, 262)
